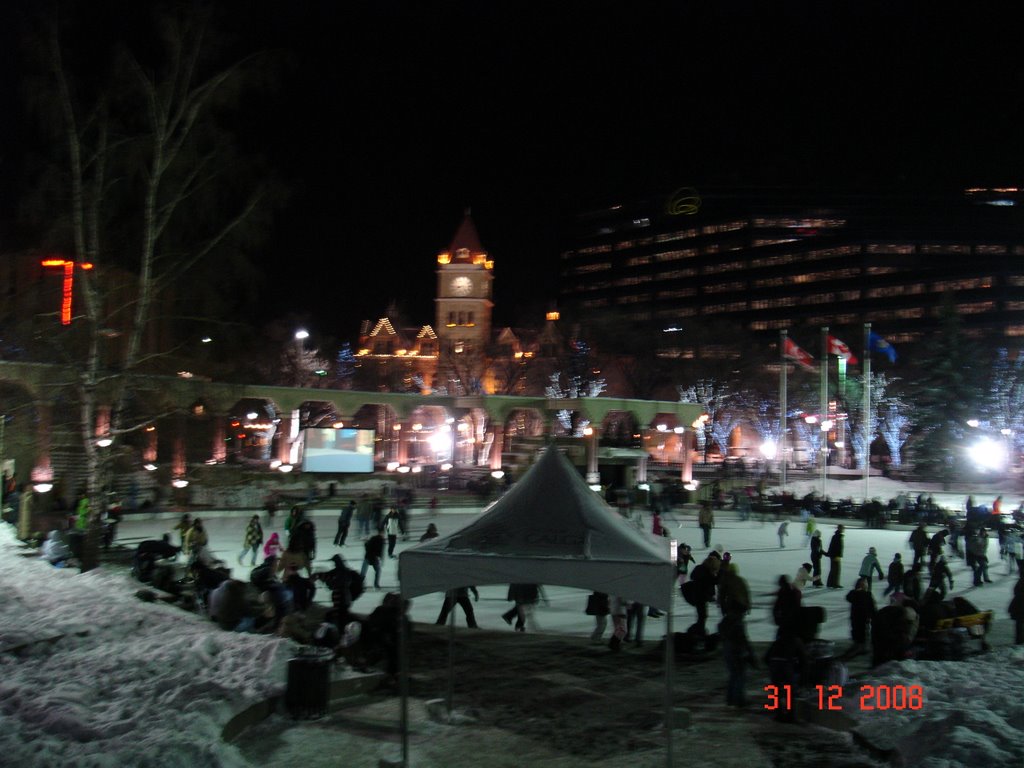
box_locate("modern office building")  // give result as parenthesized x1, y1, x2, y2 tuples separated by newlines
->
(559, 186, 1024, 357)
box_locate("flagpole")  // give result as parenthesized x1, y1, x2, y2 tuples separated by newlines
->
(821, 326, 829, 499)
(780, 330, 788, 493)
(863, 323, 871, 505)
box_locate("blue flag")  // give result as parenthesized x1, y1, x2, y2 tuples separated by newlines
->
(868, 332, 897, 363)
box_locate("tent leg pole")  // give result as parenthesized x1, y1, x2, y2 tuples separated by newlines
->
(447, 591, 456, 716)
(400, 599, 409, 767)
(665, 588, 675, 768)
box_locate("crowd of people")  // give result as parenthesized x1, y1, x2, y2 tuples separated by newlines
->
(14, 478, 1024, 703)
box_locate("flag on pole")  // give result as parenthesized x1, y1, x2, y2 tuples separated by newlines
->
(783, 337, 815, 371)
(826, 334, 858, 365)
(868, 331, 897, 363)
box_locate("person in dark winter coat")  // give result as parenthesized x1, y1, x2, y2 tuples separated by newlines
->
(1010, 575, 1024, 645)
(586, 591, 611, 642)
(826, 526, 845, 588)
(928, 555, 955, 599)
(902, 563, 923, 603)
(845, 578, 876, 656)
(502, 583, 544, 631)
(360, 531, 385, 589)
(677, 543, 697, 584)
(436, 586, 479, 628)
(772, 575, 802, 640)
(334, 500, 355, 546)
(133, 534, 180, 582)
(683, 551, 722, 634)
(968, 529, 993, 586)
(883, 553, 904, 597)
(928, 529, 949, 568)
(809, 530, 824, 587)
(317, 554, 364, 628)
(909, 522, 929, 568)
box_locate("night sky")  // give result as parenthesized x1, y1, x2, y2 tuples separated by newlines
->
(3, 2, 1024, 342)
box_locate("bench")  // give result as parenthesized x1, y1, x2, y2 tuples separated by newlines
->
(931, 610, 993, 653)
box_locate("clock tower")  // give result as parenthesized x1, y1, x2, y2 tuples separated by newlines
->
(435, 210, 494, 357)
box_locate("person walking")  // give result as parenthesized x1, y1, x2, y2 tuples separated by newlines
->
(909, 522, 929, 568)
(683, 551, 721, 635)
(334, 500, 355, 546)
(1009, 574, 1024, 645)
(718, 563, 753, 707)
(698, 501, 714, 548)
(677, 542, 696, 586)
(777, 520, 790, 549)
(1006, 527, 1023, 576)
(174, 513, 193, 549)
(360, 529, 385, 589)
(608, 595, 629, 652)
(858, 547, 884, 590)
(238, 514, 264, 566)
(826, 525, 845, 588)
(183, 518, 208, 558)
(585, 591, 610, 643)
(883, 553, 904, 597)
(845, 577, 876, 657)
(902, 563, 923, 602)
(928, 529, 949, 568)
(805, 515, 816, 544)
(356, 494, 372, 538)
(384, 509, 400, 558)
(928, 554, 954, 599)
(502, 583, 544, 632)
(810, 530, 824, 587)
(968, 529, 993, 586)
(436, 586, 479, 628)
(263, 531, 283, 560)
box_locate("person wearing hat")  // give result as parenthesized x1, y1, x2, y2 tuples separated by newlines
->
(317, 553, 364, 628)
(809, 530, 824, 587)
(826, 525, 845, 588)
(883, 552, 904, 597)
(844, 577, 876, 658)
(684, 550, 722, 635)
(676, 542, 696, 585)
(858, 546, 885, 590)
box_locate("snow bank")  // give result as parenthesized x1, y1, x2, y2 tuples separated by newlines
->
(0, 526, 295, 768)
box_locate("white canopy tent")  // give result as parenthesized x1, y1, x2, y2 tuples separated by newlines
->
(397, 444, 678, 767)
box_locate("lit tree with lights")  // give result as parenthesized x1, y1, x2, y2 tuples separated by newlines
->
(879, 397, 912, 469)
(980, 348, 1024, 456)
(678, 379, 739, 461)
(908, 296, 981, 487)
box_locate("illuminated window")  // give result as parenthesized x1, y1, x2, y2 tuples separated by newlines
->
(976, 245, 1007, 254)
(655, 248, 698, 261)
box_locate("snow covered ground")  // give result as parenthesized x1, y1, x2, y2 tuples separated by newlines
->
(1, 471, 1023, 767)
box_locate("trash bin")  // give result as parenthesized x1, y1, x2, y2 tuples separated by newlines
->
(285, 646, 334, 719)
(802, 639, 836, 686)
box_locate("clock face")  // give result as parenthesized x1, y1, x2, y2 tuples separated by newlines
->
(451, 276, 473, 296)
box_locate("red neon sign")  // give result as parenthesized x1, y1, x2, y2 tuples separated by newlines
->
(41, 258, 93, 325)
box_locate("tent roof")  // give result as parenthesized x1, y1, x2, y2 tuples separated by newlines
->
(399, 445, 675, 609)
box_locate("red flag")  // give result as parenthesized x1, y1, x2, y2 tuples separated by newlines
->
(783, 337, 815, 371)
(826, 334, 859, 365)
